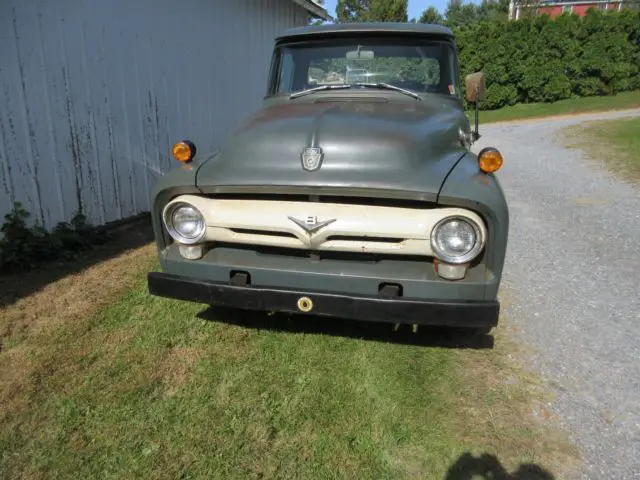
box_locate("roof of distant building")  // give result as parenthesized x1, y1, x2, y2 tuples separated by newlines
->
(291, 0, 332, 21)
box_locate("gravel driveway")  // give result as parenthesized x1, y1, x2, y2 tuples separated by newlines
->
(474, 109, 640, 480)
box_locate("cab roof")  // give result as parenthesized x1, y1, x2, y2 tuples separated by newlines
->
(277, 22, 454, 42)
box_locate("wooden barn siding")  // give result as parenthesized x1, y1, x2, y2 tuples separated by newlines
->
(0, 0, 309, 229)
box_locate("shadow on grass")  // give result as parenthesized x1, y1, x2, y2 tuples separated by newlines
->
(0, 214, 154, 309)
(197, 306, 494, 349)
(445, 452, 555, 480)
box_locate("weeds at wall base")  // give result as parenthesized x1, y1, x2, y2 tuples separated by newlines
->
(0, 202, 111, 273)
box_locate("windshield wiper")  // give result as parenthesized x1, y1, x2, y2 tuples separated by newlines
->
(289, 82, 422, 101)
(289, 84, 353, 99)
(352, 82, 422, 100)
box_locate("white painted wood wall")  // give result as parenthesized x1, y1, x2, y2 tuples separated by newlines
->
(0, 0, 309, 229)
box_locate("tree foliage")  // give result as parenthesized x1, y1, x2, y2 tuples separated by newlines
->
(442, 0, 509, 28)
(336, 0, 408, 23)
(419, 6, 445, 25)
(331, 2, 639, 110)
(448, 10, 640, 109)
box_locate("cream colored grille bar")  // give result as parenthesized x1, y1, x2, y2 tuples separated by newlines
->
(165, 195, 487, 257)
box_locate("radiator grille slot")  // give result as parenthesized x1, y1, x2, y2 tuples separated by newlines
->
(207, 193, 434, 210)
(326, 235, 404, 243)
(230, 228, 297, 239)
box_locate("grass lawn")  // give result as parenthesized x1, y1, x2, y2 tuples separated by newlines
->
(0, 234, 578, 479)
(562, 116, 640, 184)
(473, 90, 640, 124)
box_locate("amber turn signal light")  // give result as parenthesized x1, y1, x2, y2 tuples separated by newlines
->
(477, 147, 503, 174)
(172, 140, 196, 163)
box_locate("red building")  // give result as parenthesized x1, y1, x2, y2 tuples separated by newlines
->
(509, 0, 626, 19)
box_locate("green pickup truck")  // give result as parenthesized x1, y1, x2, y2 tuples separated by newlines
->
(147, 22, 509, 335)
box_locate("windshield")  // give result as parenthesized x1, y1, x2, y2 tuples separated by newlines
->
(268, 36, 460, 98)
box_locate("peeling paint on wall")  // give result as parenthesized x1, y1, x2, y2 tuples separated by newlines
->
(0, 0, 309, 229)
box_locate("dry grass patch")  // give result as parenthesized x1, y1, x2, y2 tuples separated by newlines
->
(561, 116, 640, 184)
(153, 346, 204, 397)
(0, 244, 155, 340)
(0, 242, 155, 420)
(0, 231, 580, 478)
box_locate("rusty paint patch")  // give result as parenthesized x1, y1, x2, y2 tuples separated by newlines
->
(78, 21, 106, 225)
(100, 26, 122, 220)
(0, 75, 16, 205)
(36, 10, 66, 224)
(154, 92, 162, 175)
(62, 65, 84, 214)
(133, 57, 150, 210)
(11, 6, 45, 223)
(115, 49, 137, 214)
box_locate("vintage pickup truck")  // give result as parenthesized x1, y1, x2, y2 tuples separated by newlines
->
(147, 23, 509, 335)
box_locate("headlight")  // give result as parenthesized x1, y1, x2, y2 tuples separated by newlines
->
(430, 216, 483, 264)
(164, 202, 206, 244)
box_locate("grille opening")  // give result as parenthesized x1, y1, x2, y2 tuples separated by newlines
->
(378, 283, 403, 298)
(230, 271, 251, 286)
(326, 235, 403, 244)
(206, 193, 435, 210)
(209, 242, 431, 262)
(214, 243, 310, 259)
(230, 228, 297, 239)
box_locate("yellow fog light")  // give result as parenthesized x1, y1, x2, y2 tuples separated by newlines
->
(172, 140, 196, 163)
(478, 147, 503, 174)
(434, 259, 469, 280)
(178, 244, 205, 260)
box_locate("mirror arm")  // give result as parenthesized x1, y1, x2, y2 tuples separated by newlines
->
(473, 86, 481, 141)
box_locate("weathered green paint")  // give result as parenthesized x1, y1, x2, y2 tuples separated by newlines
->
(150, 155, 213, 251)
(195, 95, 471, 198)
(149, 22, 509, 311)
(437, 152, 510, 299)
(159, 244, 496, 301)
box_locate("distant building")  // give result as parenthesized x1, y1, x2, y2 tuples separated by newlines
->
(509, 0, 627, 19)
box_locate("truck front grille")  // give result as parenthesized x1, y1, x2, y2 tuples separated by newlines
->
(168, 194, 487, 259)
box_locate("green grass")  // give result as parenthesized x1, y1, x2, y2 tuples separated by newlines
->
(562, 116, 640, 183)
(473, 90, 640, 124)
(0, 254, 578, 479)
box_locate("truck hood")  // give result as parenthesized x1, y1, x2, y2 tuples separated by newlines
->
(196, 97, 469, 200)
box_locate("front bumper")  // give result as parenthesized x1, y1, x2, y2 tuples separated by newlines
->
(148, 272, 499, 328)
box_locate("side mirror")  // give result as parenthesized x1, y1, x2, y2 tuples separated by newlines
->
(465, 72, 486, 104)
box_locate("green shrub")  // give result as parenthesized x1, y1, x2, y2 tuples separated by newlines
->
(456, 10, 640, 109)
(0, 202, 109, 273)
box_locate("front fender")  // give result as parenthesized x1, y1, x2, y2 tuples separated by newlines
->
(150, 154, 215, 251)
(437, 152, 510, 298)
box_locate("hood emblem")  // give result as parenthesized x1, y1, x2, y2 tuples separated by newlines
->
(301, 146, 324, 171)
(288, 215, 336, 234)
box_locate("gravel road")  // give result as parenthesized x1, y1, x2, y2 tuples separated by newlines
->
(474, 109, 640, 480)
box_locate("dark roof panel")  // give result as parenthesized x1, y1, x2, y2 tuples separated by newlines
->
(277, 22, 454, 41)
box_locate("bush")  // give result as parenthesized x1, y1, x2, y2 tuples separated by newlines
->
(0, 202, 109, 273)
(456, 10, 640, 109)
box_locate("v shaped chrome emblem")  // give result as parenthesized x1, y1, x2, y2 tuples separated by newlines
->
(288, 216, 336, 234)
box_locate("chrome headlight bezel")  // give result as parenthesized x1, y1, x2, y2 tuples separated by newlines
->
(430, 215, 484, 265)
(163, 201, 206, 245)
